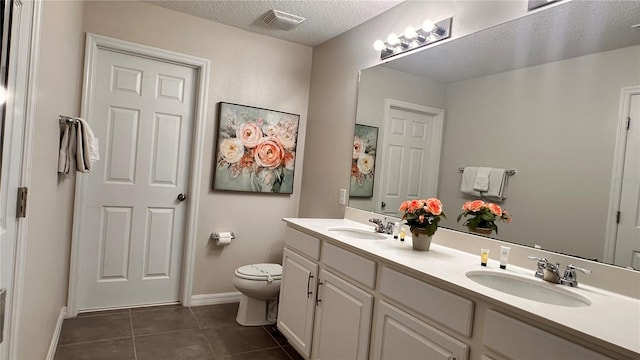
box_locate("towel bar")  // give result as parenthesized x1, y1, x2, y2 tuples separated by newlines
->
(59, 115, 79, 124)
(458, 167, 516, 176)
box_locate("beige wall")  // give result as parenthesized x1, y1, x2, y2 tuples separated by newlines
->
(82, 1, 312, 295)
(438, 45, 640, 259)
(17, 1, 85, 359)
(350, 66, 445, 212)
(299, 0, 536, 217)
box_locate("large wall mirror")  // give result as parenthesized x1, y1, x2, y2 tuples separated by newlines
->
(350, 0, 640, 269)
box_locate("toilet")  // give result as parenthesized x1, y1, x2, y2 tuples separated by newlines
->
(232, 263, 282, 326)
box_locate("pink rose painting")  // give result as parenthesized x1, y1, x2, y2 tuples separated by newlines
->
(350, 124, 378, 197)
(214, 102, 300, 193)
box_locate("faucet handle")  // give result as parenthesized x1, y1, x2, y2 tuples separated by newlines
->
(527, 256, 547, 279)
(368, 218, 383, 232)
(567, 264, 592, 274)
(560, 264, 591, 287)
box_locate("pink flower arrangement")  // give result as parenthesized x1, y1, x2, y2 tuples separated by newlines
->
(216, 104, 298, 193)
(457, 200, 512, 234)
(399, 198, 446, 236)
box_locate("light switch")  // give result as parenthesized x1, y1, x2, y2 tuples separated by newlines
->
(338, 189, 347, 205)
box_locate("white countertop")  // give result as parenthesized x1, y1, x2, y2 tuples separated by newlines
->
(283, 217, 640, 357)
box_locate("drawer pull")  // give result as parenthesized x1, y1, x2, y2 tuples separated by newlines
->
(316, 281, 324, 305)
(306, 273, 314, 298)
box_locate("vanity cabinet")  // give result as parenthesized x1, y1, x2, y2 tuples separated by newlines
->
(482, 310, 613, 360)
(311, 269, 373, 359)
(278, 248, 318, 358)
(279, 227, 375, 359)
(372, 301, 469, 360)
(279, 222, 635, 360)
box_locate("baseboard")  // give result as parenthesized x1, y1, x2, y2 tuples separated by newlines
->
(46, 306, 67, 360)
(190, 292, 241, 307)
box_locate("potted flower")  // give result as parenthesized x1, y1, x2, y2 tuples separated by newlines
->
(457, 200, 511, 235)
(399, 198, 445, 251)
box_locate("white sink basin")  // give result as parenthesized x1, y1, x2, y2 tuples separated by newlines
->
(466, 270, 591, 307)
(327, 227, 387, 240)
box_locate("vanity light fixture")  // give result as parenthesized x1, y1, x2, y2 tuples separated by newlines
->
(373, 17, 452, 60)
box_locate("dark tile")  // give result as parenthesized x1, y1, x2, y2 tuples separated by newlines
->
(282, 346, 304, 360)
(58, 313, 132, 345)
(263, 325, 288, 346)
(191, 303, 239, 329)
(135, 329, 215, 360)
(54, 338, 135, 360)
(131, 306, 199, 336)
(230, 347, 291, 360)
(203, 324, 280, 356)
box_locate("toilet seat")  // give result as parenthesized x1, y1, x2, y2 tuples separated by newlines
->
(235, 263, 282, 281)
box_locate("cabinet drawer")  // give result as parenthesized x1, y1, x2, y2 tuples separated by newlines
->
(484, 310, 613, 360)
(285, 227, 321, 260)
(322, 242, 376, 288)
(380, 266, 474, 337)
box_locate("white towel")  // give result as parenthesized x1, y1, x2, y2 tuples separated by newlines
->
(460, 167, 482, 196)
(76, 118, 99, 165)
(485, 168, 508, 201)
(473, 167, 491, 191)
(58, 124, 71, 173)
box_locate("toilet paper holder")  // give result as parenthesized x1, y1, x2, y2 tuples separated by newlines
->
(211, 232, 235, 241)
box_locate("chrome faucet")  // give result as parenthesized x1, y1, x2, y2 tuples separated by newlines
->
(527, 256, 591, 287)
(526, 256, 546, 279)
(369, 218, 395, 234)
(369, 218, 384, 233)
(560, 264, 592, 287)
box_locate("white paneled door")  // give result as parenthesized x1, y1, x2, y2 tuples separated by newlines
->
(615, 94, 640, 269)
(77, 48, 196, 310)
(379, 101, 444, 216)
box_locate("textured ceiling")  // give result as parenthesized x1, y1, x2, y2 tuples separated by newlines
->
(382, 0, 640, 83)
(145, 0, 404, 47)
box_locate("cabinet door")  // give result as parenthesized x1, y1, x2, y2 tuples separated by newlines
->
(278, 248, 318, 358)
(312, 269, 373, 360)
(372, 301, 469, 360)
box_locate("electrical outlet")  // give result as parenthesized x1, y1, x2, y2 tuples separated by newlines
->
(338, 188, 347, 205)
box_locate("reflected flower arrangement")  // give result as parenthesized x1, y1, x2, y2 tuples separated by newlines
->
(214, 103, 299, 193)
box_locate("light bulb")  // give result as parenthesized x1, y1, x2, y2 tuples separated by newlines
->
(387, 33, 400, 46)
(404, 26, 417, 39)
(373, 40, 386, 51)
(422, 19, 435, 32)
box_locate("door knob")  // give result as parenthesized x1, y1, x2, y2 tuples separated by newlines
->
(381, 201, 386, 208)
(177, 193, 187, 201)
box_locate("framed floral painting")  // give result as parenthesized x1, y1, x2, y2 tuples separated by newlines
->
(350, 124, 378, 197)
(213, 102, 300, 194)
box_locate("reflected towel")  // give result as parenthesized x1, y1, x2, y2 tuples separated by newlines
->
(486, 168, 508, 201)
(461, 167, 482, 196)
(473, 167, 491, 191)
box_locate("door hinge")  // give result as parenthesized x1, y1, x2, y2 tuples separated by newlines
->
(626, 117, 631, 131)
(0, 288, 5, 344)
(16, 187, 28, 218)
(616, 211, 621, 224)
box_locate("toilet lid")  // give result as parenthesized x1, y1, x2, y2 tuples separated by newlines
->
(235, 263, 282, 281)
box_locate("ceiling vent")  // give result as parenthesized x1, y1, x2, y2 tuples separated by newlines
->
(262, 10, 306, 31)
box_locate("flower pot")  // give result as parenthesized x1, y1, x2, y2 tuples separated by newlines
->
(411, 230, 433, 251)
(469, 227, 492, 235)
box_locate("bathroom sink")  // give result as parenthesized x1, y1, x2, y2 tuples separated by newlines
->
(327, 227, 387, 240)
(466, 270, 590, 307)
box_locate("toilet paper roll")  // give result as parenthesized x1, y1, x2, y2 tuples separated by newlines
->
(216, 232, 233, 246)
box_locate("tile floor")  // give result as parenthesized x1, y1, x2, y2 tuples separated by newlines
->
(54, 303, 304, 360)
